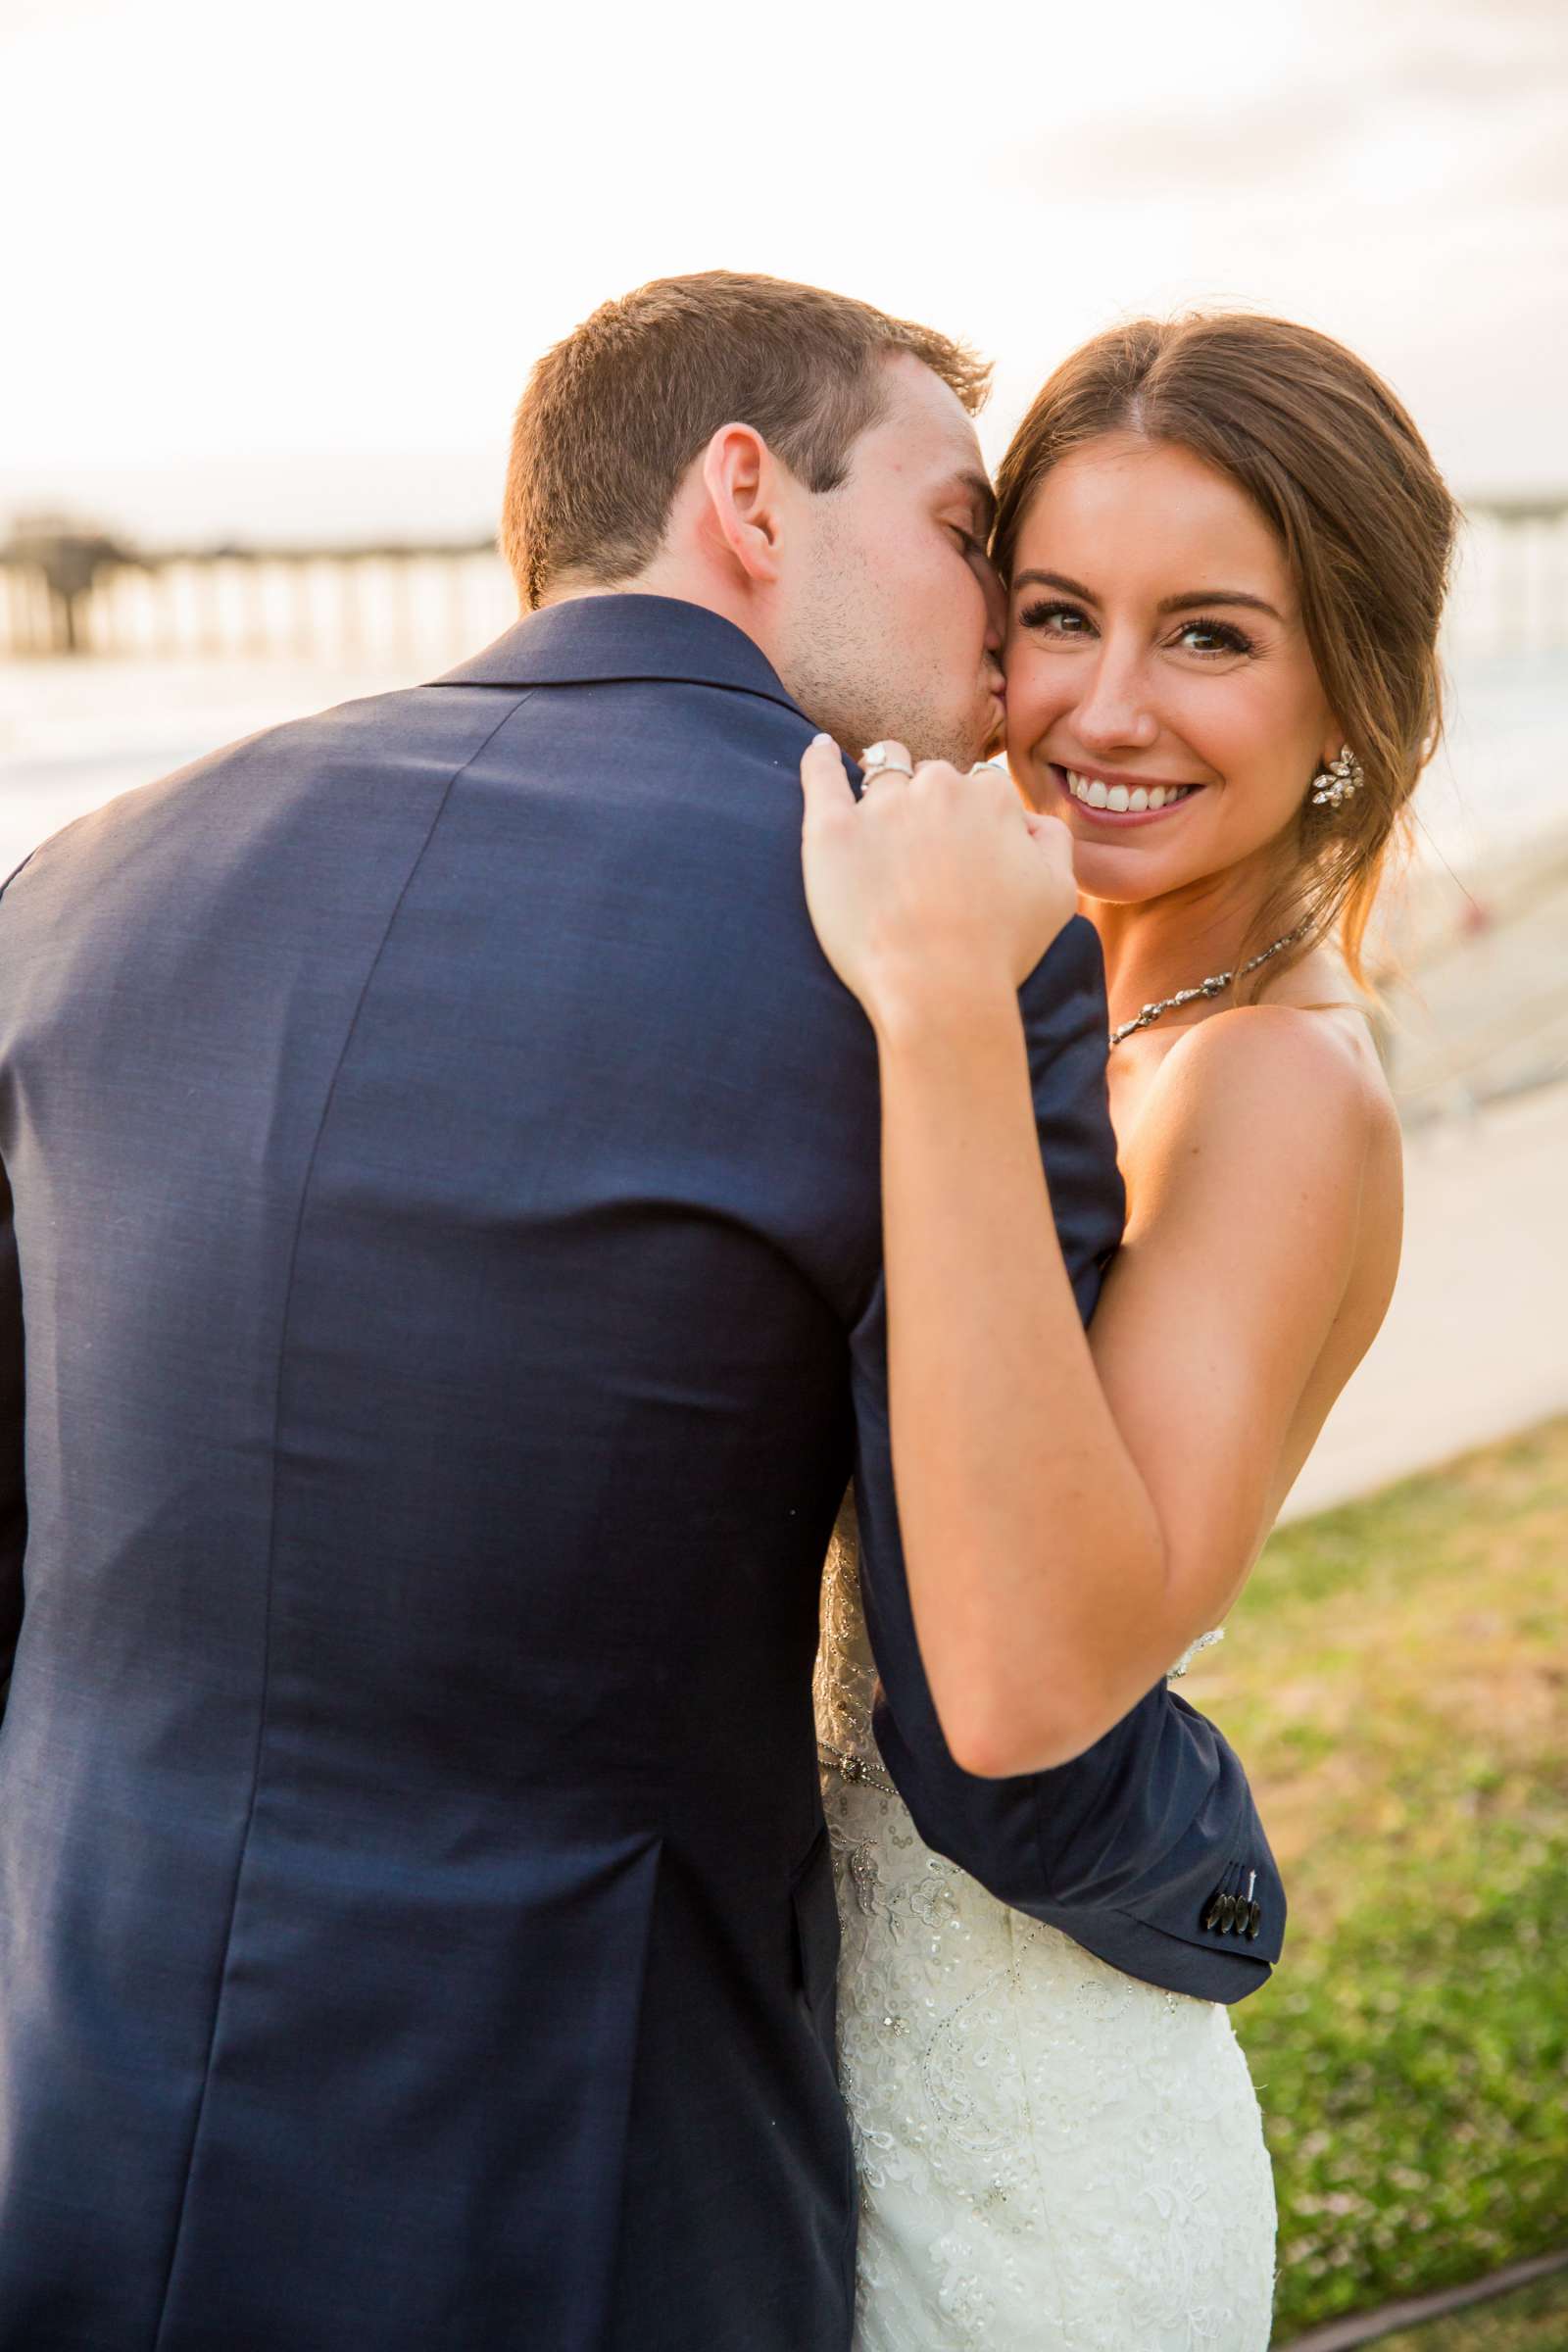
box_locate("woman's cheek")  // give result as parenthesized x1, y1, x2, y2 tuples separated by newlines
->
(1004, 665, 1059, 761)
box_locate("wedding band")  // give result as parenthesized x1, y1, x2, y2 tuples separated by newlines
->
(970, 757, 1009, 774)
(859, 742, 914, 782)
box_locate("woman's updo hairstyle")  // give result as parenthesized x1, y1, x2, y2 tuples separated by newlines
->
(992, 314, 1459, 993)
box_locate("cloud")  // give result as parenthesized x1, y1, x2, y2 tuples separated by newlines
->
(989, 0, 1568, 208)
(6, 0, 1563, 528)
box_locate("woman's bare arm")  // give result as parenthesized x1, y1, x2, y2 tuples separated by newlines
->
(876, 985, 1380, 1775)
(799, 735, 1389, 1779)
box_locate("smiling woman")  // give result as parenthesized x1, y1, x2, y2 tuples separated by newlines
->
(993, 314, 1460, 997)
(1003, 433, 1348, 937)
(798, 310, 1465, 2351)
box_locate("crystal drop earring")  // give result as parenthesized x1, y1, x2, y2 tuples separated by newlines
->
(1309, 745, 1364, 808)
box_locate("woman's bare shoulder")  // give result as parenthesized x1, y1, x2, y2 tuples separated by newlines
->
(1124, 998, 1398, 1207)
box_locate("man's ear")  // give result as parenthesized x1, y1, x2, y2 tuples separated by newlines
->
(699, 423, 786, 587)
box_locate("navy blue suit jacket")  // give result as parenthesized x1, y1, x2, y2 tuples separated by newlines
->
(0, 595, 1281, 2350)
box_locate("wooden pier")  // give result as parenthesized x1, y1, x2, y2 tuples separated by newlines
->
(0, 522, 514, 662)
(2, 499, 1566, 662)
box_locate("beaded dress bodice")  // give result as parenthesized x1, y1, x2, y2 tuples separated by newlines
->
(811, 1494, 1275, 2352)
(811, 1494, 888, 1791)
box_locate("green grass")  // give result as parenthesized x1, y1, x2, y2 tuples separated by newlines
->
(1190, 1418, 1568, 2340)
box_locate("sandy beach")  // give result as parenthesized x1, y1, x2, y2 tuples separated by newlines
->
(1284, 1074, 1568, 1519)
(1274, 804, 1568, 1518)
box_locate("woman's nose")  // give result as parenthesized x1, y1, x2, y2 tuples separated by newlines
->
(1071, 653, 1158, 754)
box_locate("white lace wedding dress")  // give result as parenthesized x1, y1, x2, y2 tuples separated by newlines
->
(814, 1497, 1277, 2351)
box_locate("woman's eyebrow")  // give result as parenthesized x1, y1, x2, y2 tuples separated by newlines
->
(1011, 569, 1284, 622)
(1011, 568, 1096, 600)
(1157, 588, 1283, 619)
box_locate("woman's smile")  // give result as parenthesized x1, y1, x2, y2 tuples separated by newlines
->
(1046, 760, 1207, 827)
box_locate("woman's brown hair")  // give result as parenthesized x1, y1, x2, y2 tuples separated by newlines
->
(992, 315, 1459, 994)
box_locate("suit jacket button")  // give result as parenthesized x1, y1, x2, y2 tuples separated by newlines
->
(1201, 1889, 1226, 1932)
(1218, 1893, 1240, 1932)
(1246, 1901, 1262, 1938)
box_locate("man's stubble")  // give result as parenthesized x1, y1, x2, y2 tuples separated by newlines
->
(775, 536, 989, 771)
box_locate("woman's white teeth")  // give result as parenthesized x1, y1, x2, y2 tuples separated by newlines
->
(1065, 768, 1193, 813)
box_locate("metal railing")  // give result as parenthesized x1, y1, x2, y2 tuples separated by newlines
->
(1279, 2246, 1568, 2348)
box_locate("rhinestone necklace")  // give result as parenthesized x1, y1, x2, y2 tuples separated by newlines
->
(1108, 924, 1308, 1051)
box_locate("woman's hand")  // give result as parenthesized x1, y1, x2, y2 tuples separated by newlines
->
(799, 736, 1077, 1033)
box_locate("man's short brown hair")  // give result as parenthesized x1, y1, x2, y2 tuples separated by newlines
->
(500, 270, 991, 610)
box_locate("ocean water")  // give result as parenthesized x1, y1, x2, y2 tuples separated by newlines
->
(1, 639, 1565, 884)
(0, 651, 442, 879)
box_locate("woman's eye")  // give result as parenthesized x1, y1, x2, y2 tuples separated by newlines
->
(1173, 617, 1255, 658)
(1017, 599, 1093, 637)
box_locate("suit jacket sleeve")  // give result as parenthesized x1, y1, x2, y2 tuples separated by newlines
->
(0, 1157, 24, 1728)
(847, 913, 1287, 2005)
(0, 860, 35, 1728)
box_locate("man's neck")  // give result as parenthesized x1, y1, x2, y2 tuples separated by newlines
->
(542, 560, 776, 660)
(538, 561, 833, 732)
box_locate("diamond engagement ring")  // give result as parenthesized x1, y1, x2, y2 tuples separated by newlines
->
(859, 742, 915, 783)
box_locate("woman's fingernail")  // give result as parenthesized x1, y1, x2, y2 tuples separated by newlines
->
(810, 732, 835, 747)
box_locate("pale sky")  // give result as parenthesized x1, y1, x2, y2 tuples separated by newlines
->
(6, 0, 1565, 547)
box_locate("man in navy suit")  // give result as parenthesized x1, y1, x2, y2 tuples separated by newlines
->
(0, 272, 1279, 2350)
